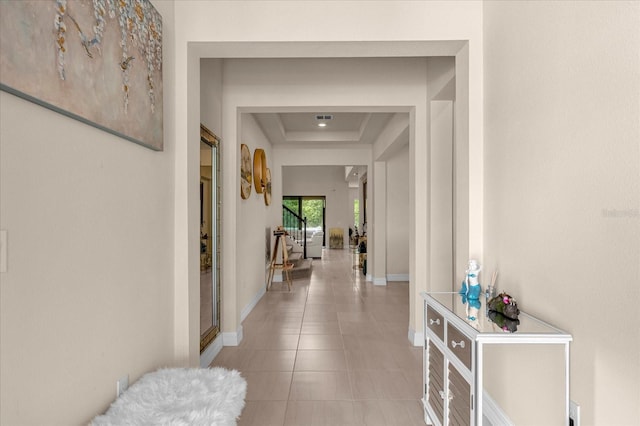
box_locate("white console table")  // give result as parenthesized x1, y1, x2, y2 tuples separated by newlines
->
(421, 292, 572, 425)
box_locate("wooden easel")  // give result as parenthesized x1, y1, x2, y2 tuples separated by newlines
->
(267, 228, 293, 291)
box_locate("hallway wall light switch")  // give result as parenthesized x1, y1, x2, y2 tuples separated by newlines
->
(0, 230, 7, 273)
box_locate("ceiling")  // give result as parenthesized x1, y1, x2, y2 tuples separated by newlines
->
(252, 112, 394, 146)
(252, 111, 396, 187)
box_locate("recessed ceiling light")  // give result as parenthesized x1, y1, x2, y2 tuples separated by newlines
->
(315, 114, 332, 128)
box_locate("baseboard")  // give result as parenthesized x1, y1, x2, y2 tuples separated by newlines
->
(241, 285, 266, 322)
(483, 391, 515, 426)
(408, 327, 424, 347)
(387, 273, 410, 282)
(200, 333, 223, 367)
(222, 325, 243, 346)
(219, 283, 265, 348)
(372, 277, 387, 286)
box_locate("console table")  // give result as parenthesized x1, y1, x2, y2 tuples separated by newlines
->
(421, 292, 572, 425)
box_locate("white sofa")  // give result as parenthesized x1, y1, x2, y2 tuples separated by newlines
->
(306, 231, 324, 258)
(304, 227, 323, 240)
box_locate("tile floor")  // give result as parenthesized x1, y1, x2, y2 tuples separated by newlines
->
(211, 248, 426, 426)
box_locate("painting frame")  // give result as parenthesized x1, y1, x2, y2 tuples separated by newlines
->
(0, 0, 164, 151)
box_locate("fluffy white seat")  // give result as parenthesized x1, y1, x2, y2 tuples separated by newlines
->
(91, 368, 246, 426)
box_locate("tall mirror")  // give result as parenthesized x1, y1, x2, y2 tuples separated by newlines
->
(200, 124, 221, 352)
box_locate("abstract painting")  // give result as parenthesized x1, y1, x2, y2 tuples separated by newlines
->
(0, 0, 163, 150)
(329, 228, 344, 249)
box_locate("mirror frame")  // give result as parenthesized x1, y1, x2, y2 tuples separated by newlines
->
(200, 124, 221, 353)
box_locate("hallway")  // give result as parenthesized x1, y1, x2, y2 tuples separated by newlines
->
(211, 248, 424, 425)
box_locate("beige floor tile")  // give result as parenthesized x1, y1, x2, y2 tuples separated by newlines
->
(243, 371, 293, 400)
(306, 294, 336, 304)
(353, 400, 425, 426)
(298, 334, 344, 350)
(289, 371, 353, 400)
(335, 302, 369, 312)
(307, 287, 335, 295)
(264, 308, 306, 318)
(303, 310, 339, 322)
(212, 249, 425, 425)
(341, 334, 386, 351)
(347, 370, 379, 400)
(265, 292, 308, 304)
(333, 294, 365, 305)
(284, 401, 358, 426)
(339, 320, 382, 338)
(262, 319, 303, 334)
(304, 304, 337, 314)
(337, 311, 376, 322)
(294, 349, 348, 371)
(349, 370, 417, 400)
(264, 294, 308, 305)
(210, 347, 252, 371)
(301, 321, 341, 335)
(402, 370, 424, 399)
(387, 345, 423, 372)
(345, 348, 400, 371)
(238, 400, 288, 426)
(240, 332, 300, 350)
(242, 319, 267, 334)
(243, 307, 272, 323)
(243, 350, 297, 372)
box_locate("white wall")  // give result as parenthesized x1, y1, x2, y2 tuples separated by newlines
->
(238, 114, 273, 314)
(386, 144, 410, 278)
(0, 3, 176, 425)
(429, 101, 454, 291)
(427, 57, 456, 292)
(201, 59, 223, 136)
(483, 1, 640, 424)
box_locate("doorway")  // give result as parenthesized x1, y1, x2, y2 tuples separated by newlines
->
(283, 196, 326, 245)
(200, 125, 221, 353)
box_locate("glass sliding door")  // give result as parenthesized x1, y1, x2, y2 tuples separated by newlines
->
(283, 195, 326, 245)
(302, 197, 325, 237)
(200, 125, 221, 353)
(283, 197, 301, 230)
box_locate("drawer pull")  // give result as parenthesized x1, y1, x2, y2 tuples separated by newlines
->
(438, 390, 453, 401)
(451, 340, 466, 349)
(429, 318, 441, 325)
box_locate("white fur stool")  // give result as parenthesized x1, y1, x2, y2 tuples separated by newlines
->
(91, 368, 246, 426)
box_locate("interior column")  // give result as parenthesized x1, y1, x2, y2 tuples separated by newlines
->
(372, 160, 387, 285)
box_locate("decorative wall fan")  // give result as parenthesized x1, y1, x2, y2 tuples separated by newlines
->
(253, 148, 267, 193)
(264, 168, 272, 206)
(240, 144, 252, 199)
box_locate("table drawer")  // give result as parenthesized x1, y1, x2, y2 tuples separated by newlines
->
(447, 323, 472, 370)
(427, 308, 444, 341)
